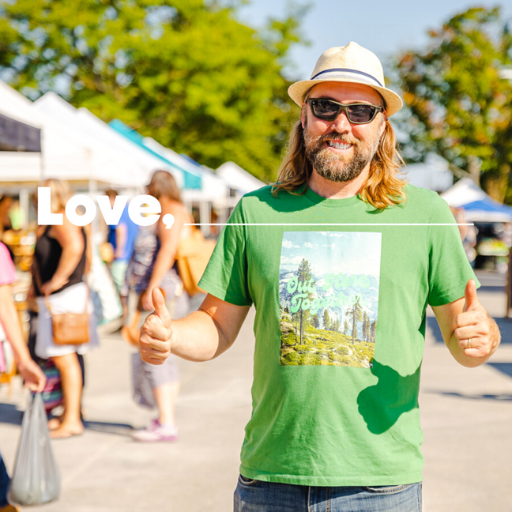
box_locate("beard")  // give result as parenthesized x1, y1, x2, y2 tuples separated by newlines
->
(304, 126, 381, 183)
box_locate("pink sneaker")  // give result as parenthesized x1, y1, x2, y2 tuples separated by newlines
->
(132, 419, 179, 442)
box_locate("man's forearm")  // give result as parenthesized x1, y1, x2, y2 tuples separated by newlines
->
(170, 309, 231, 362)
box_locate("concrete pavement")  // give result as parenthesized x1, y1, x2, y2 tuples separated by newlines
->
(1, 269, 511, 511)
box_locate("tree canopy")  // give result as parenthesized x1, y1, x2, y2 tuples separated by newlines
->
(0, 0, 307, 181)
(393, 7, 512, 202)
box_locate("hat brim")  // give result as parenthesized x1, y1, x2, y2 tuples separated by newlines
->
(288, 78, 403, 117)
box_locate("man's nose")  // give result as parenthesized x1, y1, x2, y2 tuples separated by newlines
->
(329, 110, 352, 133)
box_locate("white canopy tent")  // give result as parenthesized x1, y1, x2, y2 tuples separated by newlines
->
(141, 137, 228, 207)
(400, 153, 453, 192)
(32, 92, 183, 190)
(441, 177, 512, 223)
(216, 161, 266, 202)
(109, 120, 233, 235)
(0, 81, 96, 228)
(0, 80, 91, 189)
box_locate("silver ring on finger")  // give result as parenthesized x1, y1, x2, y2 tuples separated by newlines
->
(466, 338, 472, 349)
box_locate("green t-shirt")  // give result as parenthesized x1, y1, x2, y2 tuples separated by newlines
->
(198, 183, 480, 486)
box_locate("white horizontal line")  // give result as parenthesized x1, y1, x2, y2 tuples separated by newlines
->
(184, 223, 475, 226)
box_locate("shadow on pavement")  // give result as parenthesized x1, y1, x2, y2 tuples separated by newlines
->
(427, 316, 512, 345)
(427, 391, 512, 402)
(0, 403, 23, 426)
(486, 362, 512, 379)
(83, 420, 134, 436)
(0, 405, 134, 437)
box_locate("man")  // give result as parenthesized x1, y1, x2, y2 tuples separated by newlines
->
(139, 42, 501, 511)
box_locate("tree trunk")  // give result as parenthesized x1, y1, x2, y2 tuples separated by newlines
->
(468, 155, 480, 187)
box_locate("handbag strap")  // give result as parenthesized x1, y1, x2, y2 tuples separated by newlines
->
(32, 248, 89, 315)
(42, 285, 89, 316)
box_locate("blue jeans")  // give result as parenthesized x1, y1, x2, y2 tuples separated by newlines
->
(0, 452, 10, 507)
(234, 475, 422, 512)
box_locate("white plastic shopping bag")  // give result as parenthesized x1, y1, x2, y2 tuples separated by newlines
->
(7, 392, 60, 506)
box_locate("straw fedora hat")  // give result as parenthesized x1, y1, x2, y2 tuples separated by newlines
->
(288, 42, 403, 117)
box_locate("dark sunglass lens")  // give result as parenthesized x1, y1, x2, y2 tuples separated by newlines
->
(347, 105, 375, 123)
(311, 100, 339, 119)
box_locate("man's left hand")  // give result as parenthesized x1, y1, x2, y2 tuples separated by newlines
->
(454, 279, 500, 359)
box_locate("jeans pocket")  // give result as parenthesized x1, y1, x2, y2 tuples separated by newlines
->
(238, 474, 260, 487)
(364, 483, 414, 495)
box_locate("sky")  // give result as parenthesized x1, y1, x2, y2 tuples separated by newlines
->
(236, 1, 512, 81)
(280, 231, 382, 278)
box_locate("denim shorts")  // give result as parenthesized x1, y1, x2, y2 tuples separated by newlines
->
(234, 474, 422, 512)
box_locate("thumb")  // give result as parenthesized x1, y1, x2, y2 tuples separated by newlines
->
(152, 288, 171, 328)
(463, 279, 479, 312)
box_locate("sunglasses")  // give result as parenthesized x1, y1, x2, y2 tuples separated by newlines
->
(306, 98, 384, 124)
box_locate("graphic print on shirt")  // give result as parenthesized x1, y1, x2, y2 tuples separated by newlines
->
(279, 231, 382, 368)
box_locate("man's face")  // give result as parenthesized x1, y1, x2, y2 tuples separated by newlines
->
(301, 82, 387, 183)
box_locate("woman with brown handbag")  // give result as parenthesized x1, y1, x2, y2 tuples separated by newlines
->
(32, 179, 98, 439)
(125, 170, 191, 442)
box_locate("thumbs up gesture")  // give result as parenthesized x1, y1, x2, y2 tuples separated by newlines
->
(454, 279, 499, 359)
(139, 288, 173, 365)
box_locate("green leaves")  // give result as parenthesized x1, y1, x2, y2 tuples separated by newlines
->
(393, 6, 512, 202)
(0, 0, 306, 180)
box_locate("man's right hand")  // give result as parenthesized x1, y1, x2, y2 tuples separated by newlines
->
(139, 288, 173, 365)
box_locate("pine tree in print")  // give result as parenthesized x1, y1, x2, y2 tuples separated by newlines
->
(292, 310, 300, 345)
(347, 296, 363, 343)
(362, 311, 369, 342)
(343, 318, 349, 336)
(323, 309, 330, 331)
(370, 320, 376, 343)
(296, 258, 315, 345)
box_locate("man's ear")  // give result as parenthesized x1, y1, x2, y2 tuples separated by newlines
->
(301, 105, 306, 129)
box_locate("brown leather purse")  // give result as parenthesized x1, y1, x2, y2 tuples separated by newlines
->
(33, 255, 90, 345)
(176, 226, 216, 296)
(43, 294, 89, 345)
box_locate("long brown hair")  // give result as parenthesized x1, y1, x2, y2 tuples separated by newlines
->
(147, 170, 182, 203)
(37, 178, 72, 212)
(272, 116, 408, 210)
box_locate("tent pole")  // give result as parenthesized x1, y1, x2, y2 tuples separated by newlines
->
(19, 188, 29, 230)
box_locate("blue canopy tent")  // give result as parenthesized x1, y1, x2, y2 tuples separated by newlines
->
(441, 177, 512, 222)
(462, 198, 512, 222)
(109, 119, 202, 190)
(110, 120, 232, 236)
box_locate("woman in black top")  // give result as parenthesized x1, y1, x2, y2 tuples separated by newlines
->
(31, 179, 94, 439)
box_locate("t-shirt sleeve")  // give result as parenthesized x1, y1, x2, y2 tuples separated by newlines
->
(198, 200, 252, 307)
(427, 196, 481, 307)
(0, 242, 17, 286)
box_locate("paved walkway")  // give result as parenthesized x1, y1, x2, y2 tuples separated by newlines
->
(1, 270, 511, 511)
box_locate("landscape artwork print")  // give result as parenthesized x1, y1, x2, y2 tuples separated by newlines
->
(279, 231, 382, 368)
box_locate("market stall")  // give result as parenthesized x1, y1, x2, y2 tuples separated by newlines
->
(110, 119, 232, 236)
(441, 177, 512, 272)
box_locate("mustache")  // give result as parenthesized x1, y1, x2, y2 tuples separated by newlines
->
(318, 133, 359, 145)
